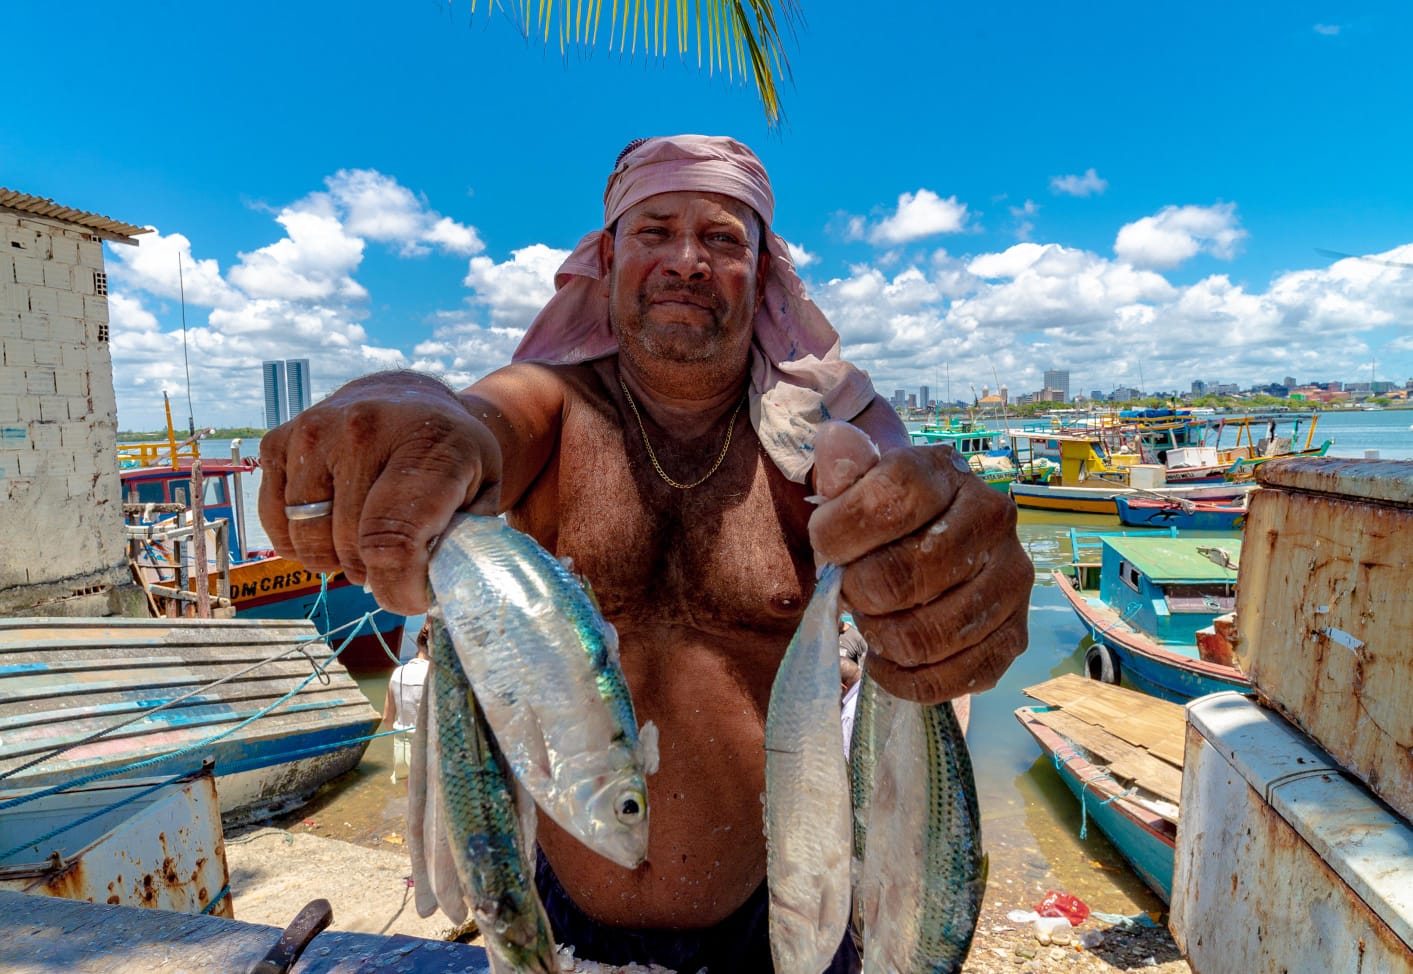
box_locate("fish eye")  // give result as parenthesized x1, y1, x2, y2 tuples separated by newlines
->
(614, 791, 645, 824)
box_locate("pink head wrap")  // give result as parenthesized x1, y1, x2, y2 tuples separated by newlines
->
(512, 134, 875, 483)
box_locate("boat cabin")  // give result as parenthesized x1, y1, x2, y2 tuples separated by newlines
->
(1097, 535, 1241, 645)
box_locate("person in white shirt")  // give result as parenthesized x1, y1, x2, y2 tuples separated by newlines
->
(382, 621, 431, 784)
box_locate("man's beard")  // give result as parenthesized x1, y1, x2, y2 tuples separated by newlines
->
(621, 282, 732, 364)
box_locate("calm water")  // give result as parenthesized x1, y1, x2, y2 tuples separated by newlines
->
(200, 407, 1411, 915)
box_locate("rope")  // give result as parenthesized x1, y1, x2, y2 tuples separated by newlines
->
(200, 883, 231, 915)
(1051, 745, 1136, 841)
(1090, 600, 1142, 643)
(0, 611, 387, 813)
(0, 607, 388, 784)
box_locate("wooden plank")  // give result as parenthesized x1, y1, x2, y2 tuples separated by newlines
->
(1031, 708, 1183, 805)
(1023, 674, 1187, 765)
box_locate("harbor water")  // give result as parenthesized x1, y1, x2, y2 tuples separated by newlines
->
(202, 407, 1412, 931)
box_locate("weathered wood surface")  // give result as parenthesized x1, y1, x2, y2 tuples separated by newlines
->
(1023, 672, 1187, 766)
(0, 889, 491, 973)
(0, 617, 379, 821)
(1236, 460, 1413, 822)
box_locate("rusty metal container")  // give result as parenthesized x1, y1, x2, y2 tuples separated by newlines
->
(0, 764, 232, 917)
(1233, 457, 1413, 822)
(1171, 692, 1413, 972)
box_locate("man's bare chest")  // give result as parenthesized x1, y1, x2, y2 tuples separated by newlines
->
(513, 401, 817, 636)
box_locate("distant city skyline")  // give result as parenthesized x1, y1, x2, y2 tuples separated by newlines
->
(262, 358, 312, 428)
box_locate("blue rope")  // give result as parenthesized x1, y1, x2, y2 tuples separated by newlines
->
(0, 611, 385, 815)
(1090, 600, 1142, 643)
(200, 883, 231, 915)
(1051, 745, 1136, 841)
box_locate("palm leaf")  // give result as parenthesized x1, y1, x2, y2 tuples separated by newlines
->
(467, 0, 800, 126)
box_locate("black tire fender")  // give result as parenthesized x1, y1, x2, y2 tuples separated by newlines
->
(1084, 643, 1120, 684)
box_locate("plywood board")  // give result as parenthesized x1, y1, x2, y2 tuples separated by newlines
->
(1023, 673, 1187, 766)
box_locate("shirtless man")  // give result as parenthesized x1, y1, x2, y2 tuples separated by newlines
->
(258, 135, 1030, 972)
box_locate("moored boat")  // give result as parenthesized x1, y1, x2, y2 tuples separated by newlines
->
(0, 616, 381, 825)
(1016, 674, 1183, 903)
(909, 417, 1019, 491)
(121, 441, 406, 671)
(1053, 529, 1248, 701)
(1113, 494, 1249, 531)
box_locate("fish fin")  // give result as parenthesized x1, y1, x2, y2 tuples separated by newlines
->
(637, 720, 661, 776)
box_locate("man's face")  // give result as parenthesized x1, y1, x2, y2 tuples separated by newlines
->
(602, 191, 768, 367)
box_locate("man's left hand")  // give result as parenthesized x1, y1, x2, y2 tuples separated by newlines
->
(808, 420, 1031, 704)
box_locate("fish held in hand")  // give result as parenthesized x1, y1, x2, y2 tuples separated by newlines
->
(856, 682, 986, 974)
(415, 620, 558, 973)
(428, 513, 657, 870)
(764, 564, 853, 974)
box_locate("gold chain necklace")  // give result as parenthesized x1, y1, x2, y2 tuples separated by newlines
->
(618, 376, 746, 490)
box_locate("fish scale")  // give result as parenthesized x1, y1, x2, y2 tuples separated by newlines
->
(856, 678, 986, 974)
(765, 563, 853, 974)
(428, 513, 656, 872)
(428, 620, 557, 973)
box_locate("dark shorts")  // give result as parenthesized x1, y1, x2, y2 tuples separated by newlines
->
(535, 850, 860, 973)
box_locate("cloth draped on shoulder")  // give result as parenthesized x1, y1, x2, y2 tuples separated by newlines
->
(512, 134, 876, 484)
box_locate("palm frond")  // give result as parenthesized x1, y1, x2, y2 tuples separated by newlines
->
(466, 0, 800, 126)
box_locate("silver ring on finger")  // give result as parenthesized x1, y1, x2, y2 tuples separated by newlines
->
(285, 500, 334, 521)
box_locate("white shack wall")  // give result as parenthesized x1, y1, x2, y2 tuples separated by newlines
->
(0, 209, 134, 615)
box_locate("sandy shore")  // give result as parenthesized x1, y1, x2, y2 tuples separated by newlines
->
(225, 813, 1192, 973)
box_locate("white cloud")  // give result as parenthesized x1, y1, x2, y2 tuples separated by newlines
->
(106, 168, 492, 430)
(866, 190, 969, 245)
(1050, 168, 1109, 197)
(1313, 23, 1341, 36)
(1114, 203, 1248, 269)
(462, 243, 569, 327)
(228, 204, 367, 302)
(784, 238, 817, 268)
(325, 169, 483, 257)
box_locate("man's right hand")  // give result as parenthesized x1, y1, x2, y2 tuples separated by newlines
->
(258, 370, 503, 615)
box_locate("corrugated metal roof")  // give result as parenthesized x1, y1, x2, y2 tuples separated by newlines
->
(0, 188, 149, 244)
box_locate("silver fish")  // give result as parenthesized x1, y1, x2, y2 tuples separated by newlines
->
(764, 564, 853, 974)
(846, 665, 899, 945)
(856, 679, 986, 974)
(428, 514, 657, 870)
(411, 620, 557, 973)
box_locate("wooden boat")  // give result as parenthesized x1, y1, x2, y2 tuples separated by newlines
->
(120, 440, 406, 671)
(1113, 494, 1249, 531)
(1007, 431, 1254, 515)
(1016, 673, 1184, 903)
(1154, 414, 1330, 483)
(0, 616, 380, 825)
(909, 417, 1018, 490)
(0, 765, 231, 916)
(1053, 529, 1249, 701)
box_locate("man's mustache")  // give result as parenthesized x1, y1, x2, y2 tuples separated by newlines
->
(643, 281, 724, 312)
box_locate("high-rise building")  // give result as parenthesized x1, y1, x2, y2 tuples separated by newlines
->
(1043, 369, 1070, 402)
(919, 385, 930, 410)
(262, 360, 288, 429)
(286, 359, 312, 418)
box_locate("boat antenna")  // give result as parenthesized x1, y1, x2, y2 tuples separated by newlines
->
(179, 254, 195, 437)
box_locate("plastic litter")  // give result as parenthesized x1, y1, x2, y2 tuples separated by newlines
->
(1005, 910, 1073, 945)
(1035, 890, 1091, 924)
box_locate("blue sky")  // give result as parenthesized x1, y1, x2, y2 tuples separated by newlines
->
(7, 1, 1412, 429)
